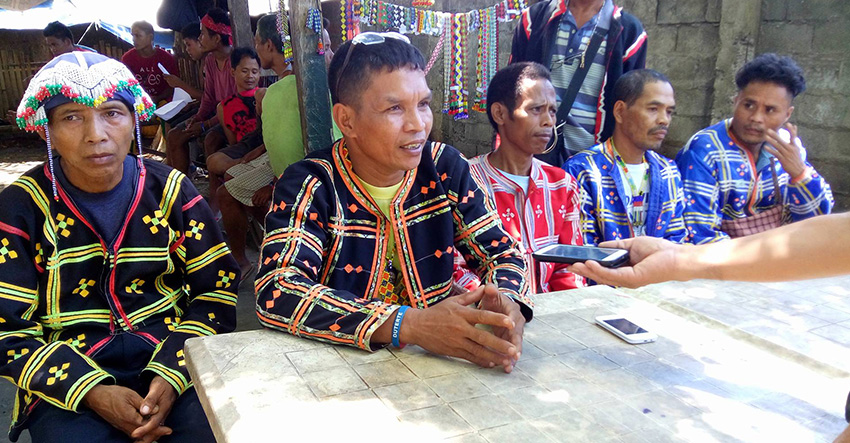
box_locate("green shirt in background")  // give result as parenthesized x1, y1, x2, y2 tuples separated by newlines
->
(262, 75, 342, 176)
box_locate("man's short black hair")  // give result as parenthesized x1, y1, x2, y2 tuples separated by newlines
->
(735, 53, 806, 98)
(256, 14, 284, 54)
(485, 62, 551, 131)
(205, 7, 232, 47)
(181, 22, 201, 40)
(43, 21, 73, 41)
(132, 21, 154, 36)
(230, 47, 260, 68)
(328, 36, 425, 106)
(613, 69, 672, 106)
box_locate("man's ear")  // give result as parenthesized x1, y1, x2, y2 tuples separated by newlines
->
(491, 102, 509, 126)
(784, 105, 794, 124)
(613, 100, 627, 124)
(332, 103, 356, 139)
(36, 126, 46, 142)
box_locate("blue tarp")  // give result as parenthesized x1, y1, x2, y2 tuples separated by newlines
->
(0, 0, 173, 49)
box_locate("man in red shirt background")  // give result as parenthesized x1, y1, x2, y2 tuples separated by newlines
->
(122, 20, 180, 104)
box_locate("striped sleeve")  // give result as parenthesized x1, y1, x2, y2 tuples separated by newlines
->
(255, 162, 398, 351)
(566, 154, 603, 246)
(785, 159, 834, 222)
(676, 138, 730, 244)
(143, 174, 238, 395)
(0, 182, 113, 411)
(445, 151, 532, 320)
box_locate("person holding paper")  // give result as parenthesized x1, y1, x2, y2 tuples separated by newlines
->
(122, 21, 180, 105)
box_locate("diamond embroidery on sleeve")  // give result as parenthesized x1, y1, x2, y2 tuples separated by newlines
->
(46, 362, 70, 385)
(0, 238, 18, 263)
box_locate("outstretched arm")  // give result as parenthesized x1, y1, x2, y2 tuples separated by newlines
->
(569, 212, 850, 287)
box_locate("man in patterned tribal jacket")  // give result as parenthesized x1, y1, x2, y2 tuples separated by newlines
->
(566, 69, 687, 246)
(0, 52, 237, 442)
(676, 53, 833, 244)
(257, 34, 532, 373)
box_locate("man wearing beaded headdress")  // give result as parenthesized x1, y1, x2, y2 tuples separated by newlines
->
(566, 69, 686, 246)
(256, 33, 532, 373)
(510, 0, 648, 167)
(166, 7, 236, 175)
(0, 51, 237, 442)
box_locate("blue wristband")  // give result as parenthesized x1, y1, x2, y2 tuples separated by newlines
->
(391, 306, 409, 348)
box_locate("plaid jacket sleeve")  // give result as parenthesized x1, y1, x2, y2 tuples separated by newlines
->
(676, 139, 731, 245)
(444, 150, 532, 320)
(786, 159, 834, 222)
(661, 159, 689, 244)
(142, 173, 239, 395)
(0, 179, 113, 412)
(566, 155, 603, 246)
(255, 161, 399, 351)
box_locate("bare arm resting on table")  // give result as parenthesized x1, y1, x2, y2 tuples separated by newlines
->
(568, 212, 850, 288)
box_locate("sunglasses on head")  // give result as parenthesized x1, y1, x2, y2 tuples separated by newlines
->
(334, 32, 412, 101)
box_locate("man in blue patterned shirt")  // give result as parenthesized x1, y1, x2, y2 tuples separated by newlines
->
(676, 53, 833, 244)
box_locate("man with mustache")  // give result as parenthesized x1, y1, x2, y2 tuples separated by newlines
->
(676, 53, 833, 244)
(454, 62, 584, 293)
(256, 34, 531, 373)
(566, 69, 686, 245)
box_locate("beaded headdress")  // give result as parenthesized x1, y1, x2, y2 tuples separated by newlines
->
(15, 51, 155, 200)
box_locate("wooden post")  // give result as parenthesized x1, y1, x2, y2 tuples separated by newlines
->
(227, 0, 254, 48)
(289, 0, 335, 152)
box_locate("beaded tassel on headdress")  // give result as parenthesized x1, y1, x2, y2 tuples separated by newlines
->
(134, 112, 143, 159)
(44, 124, 59, 201)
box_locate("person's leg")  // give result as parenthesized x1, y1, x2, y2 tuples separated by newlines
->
(203, 130, 227, 214)
(166, 125, 192, 174)
(26, 402, 129, 443)
(157, 387, 215, 443)
(217, 184, 252, 276)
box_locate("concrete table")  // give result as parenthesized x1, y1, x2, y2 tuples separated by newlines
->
(185, 285, 848, 442)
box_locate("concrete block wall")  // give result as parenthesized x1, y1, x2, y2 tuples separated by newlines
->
(619, 0, 720, 158)
(757, 0, 850, 210)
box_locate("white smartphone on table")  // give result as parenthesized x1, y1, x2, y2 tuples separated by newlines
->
(595, 315, 657, 344)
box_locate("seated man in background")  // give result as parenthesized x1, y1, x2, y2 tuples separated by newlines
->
(122, 20, 179, 105)
(163, 22, 205, 101)
(2, 52, 237, 443)
(42, 21, 95, 57)
(454, 62, 583, 293)
(166, 8, 235, 174)
(566, 69, 687, 245)
(676, 53, 833, 244)
(256, 33, 531, 372)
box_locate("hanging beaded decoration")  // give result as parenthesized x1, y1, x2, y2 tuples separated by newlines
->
(424, 24, 446, 75)
(412, 0, 435, 7)
(441, 14, 452, 115)
(340, 0, 350, 41)
(277, 1, 293, 62)
(446, 12, 469, 120)
(473, 7, 498, 112)
(306, 7, 325, 54)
